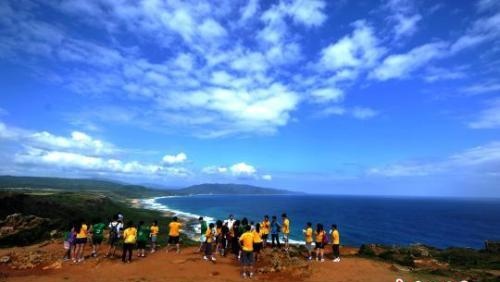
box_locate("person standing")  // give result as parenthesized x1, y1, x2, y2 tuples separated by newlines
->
(314, 224, 326, 262)
(137, 221, 150, 257)
(224, 214, 236, 231)
(73, 219, 88, 263)
(282, 213, 290, 251)
(106, 215, 123, 258)
(150, 220, 159, 253)
(261, 215, 270, 248)
(90, 218, 106, 257)
(252, 223, 263, 262)
(231, 220, 241, 258)
(303, 222, 313, 260)
(204, 223, 216, 261)
(270, 216, 281, 249)
(122, 221, 137, 263)
(239, 225, 255, 279)
(167, 217, 182, 253)
(198, 217, 207, 252)
(330, 224, 341, 262)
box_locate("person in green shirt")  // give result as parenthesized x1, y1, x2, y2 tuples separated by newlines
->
(90, 218, 106, 257)
(198, 217, 207, 252)
(137, 221, 150, 257)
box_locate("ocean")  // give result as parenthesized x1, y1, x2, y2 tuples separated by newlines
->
(147, 194, 500, 249)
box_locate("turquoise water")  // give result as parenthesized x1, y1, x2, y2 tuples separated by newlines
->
(153, 194, 500, 249)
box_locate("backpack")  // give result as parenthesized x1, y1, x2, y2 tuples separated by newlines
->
(109, 222, 119, 239)
(322, 231, 329, 245)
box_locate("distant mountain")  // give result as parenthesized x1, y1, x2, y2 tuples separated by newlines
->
(0, 175, 172, 199)
(175, 183, 294, 195)
(0, 176, 294, 197)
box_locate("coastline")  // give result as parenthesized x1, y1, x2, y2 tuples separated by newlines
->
(137, 196, 305, 245)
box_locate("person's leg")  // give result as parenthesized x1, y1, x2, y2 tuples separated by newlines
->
(122, 244, 127, 262)
(249, 252, 255, 277)
(129, 244, 133, 262)
(320, 248, 324, 261)
(277, 235, 281, 248)
(334, 244, 340, 261)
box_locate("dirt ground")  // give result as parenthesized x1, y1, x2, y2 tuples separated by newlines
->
(0, 243, 449, 282)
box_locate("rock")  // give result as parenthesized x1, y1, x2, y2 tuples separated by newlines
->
(50, 230, 58, 237)
(410, 245, 431, 257)
(43, 261, 62, 270)
(0, 213, 51, 246)
(359, 244, 386, 256)
(0, 256, 11, 263)
(413, 258, 448, 270)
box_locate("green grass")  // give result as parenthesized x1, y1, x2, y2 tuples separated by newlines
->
(0, 191, 195, 247)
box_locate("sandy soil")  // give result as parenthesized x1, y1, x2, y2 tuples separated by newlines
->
(0, 242, 449, 282)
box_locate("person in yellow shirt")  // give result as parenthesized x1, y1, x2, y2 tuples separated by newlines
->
(203, 223, 216, 262)
(150, 220, 159, 253)
(303, 222, 313, 260)
(73, 219, 88, 263)
(261, 215, 270, 248)
(167, 217, 182, 253)
(314, 223, 326, 262)
(239, 225, 255, 278)
(122, 221, 137, 263)
(330, 224, 341, 262)
(281, 213, 290, 251)
(252, 223, 264, 262)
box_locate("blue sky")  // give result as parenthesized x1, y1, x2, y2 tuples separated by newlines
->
(1, 0, 500, 196)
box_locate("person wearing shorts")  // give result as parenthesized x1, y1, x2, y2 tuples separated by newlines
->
(203, 223, 216, 261)
(167, 217, 182, 253)
(106, 215, 123, 258)
(122, 221, 137, 263)
(150, 220, 159, 253)
(252, 223, 263, 262)
(303, 222, 313, 260)
(261, 215, 270, 248)
(282, 213, 290, 251)
(73, 219, 88, 263)
(239, 225, 255, 279)
(314, 224, 326, 262)
(198, 217, 207, 252)
(137, 221, 150, 257)
(90, 219, 106, 257)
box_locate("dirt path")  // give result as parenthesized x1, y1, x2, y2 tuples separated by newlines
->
(0, 244, 446, 282)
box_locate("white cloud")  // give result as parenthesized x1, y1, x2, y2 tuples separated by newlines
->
(476, 0, 500, 13)
(385, 0, 422, 39)
(28, 131, 116, 156)
(202, 162, 268, 179)
(392, 14, 422, 39)
(262, 174, 272, 181)
(162, 152, 188, 165)
(462, 83, 500, 95)
(320, 21, 383, 71)
(317, 106, 378, 120)
(287, 0, 327, 27)
(352, 107, 379, 120)
(230, 162, 257, 176)
(239, 0, 259, 23)
(0, 121, 190, 178)
(310, 87, 344, 103)
(423, 66, 467, 83)
(370, 42, 447, 81)
(450, 12, 500, 53)
(15, 148, 190, 177)
(367, 141, 500, 177)
(468, 99, 500, 129)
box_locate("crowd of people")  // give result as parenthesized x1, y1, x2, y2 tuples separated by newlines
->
(63, 212, 341, 278)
